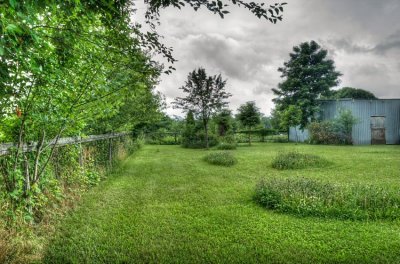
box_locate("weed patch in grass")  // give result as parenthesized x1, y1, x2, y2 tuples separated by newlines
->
(216, 143, 237, 150)
(203, 151, 237, 167)
(271, 151, 329, 170)
(254, 177, 400, 221)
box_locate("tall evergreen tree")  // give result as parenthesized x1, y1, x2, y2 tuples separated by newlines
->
(272, 40, 342, 129)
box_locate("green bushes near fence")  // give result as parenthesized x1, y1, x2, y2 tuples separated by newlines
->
(182, 133, 219, 149)
(0, 135, 142, 227)
(0, 135, 143, 263)
(254, 177, 400, 221)
(271, 151, 330, 170)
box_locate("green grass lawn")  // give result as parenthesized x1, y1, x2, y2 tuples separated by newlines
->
(44, 143, 400, 263)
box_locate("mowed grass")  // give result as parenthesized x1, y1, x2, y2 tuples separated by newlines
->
(44, 143, 400, 263)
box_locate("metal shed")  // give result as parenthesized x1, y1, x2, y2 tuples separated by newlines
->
(289, 99, 400, 145)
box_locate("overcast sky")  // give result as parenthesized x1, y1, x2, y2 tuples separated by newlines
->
(134, 0, 400, 117)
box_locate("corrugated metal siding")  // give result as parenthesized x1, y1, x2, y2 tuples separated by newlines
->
(288, 99, 400, 145)
(289, 127, 309, 142)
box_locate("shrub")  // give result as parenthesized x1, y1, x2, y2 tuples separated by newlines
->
(203, 151, 237, 167)
(182, 133, 219, 149)
(216, 143, 237, 150)
(271, 134, 288, 143)
(308, 121, 340, 144)
(254, 178, 400, 221)
(309, 109, 358, 145)
(271, 151, 329, 170)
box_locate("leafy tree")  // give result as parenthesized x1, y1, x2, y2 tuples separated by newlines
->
(330, 87, 377, 100)
(174, 68, 231, 149)
(214, 109, 233, 137)
(236, 101, 261, 145)
(272, 40, 342, 129)
(181, 110, 197, 145)
(279, 105, 302, 142)
(0, 1, 162, 219)
(333, 109, 358, 144)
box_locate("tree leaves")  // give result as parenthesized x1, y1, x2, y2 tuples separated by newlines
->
(272, 40, 342, 129)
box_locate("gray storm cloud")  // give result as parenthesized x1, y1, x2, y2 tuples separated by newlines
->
(134, 0, 400, 116)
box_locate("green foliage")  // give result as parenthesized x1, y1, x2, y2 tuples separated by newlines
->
(216, 143, 237, 150)
(182, 133, 219, 149)
(309, 109, 358, 145)
(236, 101, 261, 145)
(273, 40, 342, 129)
(271, 134, 289, 143)
(332, 109, 358, 144)
(174, 68, 231, 149)
(203, 151, 237, 166)
(271, 151, 329, 170)
(180, 110, 219, 148)
(146, 0, 287, 23)
(214, 109, 233, 136)
(182, 110, 197, 142)
(141, 114, 185, 145)
(236, 101, 261, 129)
(0, 0, 165, 223)
(329, 87, 377, 100)
(308, 121, 340, 144)
(279, 105, 302, 130)
(146, 134, 181, 145)
(254, 178, 400, 220)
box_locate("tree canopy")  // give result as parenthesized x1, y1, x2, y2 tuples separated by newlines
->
(173, 68, 231, 148)
(272, 40, 342, 129)
(214, 109, 233, 137)
(329, 87, 377, 100)
(236, 101, 261, 145)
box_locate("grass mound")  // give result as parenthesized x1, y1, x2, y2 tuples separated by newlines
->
(271, 151, 329, 170)
(203, 151, 237, 167)
(254, 178, 400, 221)
(216, 143, 237, 150)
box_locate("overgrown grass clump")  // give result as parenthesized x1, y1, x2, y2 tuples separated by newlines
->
(271, 151, 329, 170)
(216, 143, 237, 150)
(203, 151, 237, 167)
(254, 178, 400, 221)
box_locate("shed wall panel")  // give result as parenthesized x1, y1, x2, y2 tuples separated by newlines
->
(288, 99, 400, 145)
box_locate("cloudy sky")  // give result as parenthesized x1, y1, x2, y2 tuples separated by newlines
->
(134, 0, 400, 116)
